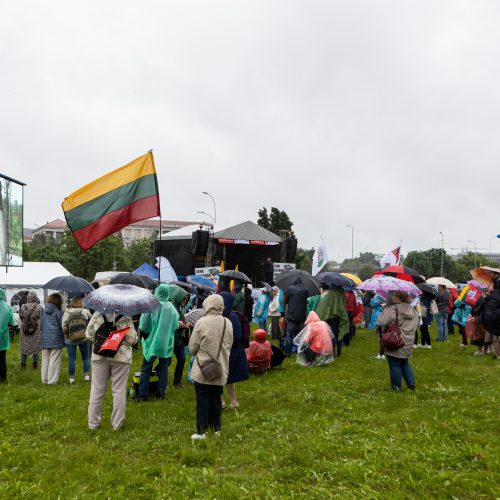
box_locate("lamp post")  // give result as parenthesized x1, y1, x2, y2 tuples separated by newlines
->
(468, 240, 477, 268)
(196, 211, 215, 225)
(346, 225, 354, 273)
(202, 191, 217, 224)
(439, 231, 444, 277)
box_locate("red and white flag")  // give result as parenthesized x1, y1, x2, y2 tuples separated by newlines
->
(380, 245, 401, 268)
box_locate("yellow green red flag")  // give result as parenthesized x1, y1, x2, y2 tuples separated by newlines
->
(62, 151, 160, 250)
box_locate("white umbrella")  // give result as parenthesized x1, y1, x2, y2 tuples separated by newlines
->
(426, 277, 456, 289)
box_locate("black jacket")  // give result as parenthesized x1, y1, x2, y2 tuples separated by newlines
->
(284, 277, 309, 322)
(476, 288, 500, 335)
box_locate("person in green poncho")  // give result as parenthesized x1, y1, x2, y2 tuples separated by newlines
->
(136, 285, 179, 400)
(0, 288, 14, 383)
(306, 294, 321, 316)
(315, 287, 349, 357)
(232, 282, 245, 315)
(167, 284, 191, 388)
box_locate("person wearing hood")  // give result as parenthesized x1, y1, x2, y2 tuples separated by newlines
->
(62, 297, 92, 383)
(232, 282, 245, 315)
(189, 294, 233, 440)
(86, 309, 137, 430)
(167, 284, 191, 388)
(252, 288, 270, 331)
(220, 291, 249, 409)
(378, 291, 419, 391)
(472, 278, 500, 359)
(268, 286, 284, 340)
(136, 284, 179, 401)
(40, 293, 65, 384)
(0, 288, 14, 383)
(19, 291, 42, 370)
(293, 311, 334, 366)
(283, 277, 309, 356)
(243, 285, 254, 322)
(315, 287, 349, 357)
(246, 329, 272, 373)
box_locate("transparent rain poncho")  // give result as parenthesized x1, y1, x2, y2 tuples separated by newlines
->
(293, 311, 334, 367)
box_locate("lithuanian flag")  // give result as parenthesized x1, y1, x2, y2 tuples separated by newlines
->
(62, 152, 160, 250)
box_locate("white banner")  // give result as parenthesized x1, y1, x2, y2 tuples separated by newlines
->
(273, 262, 296, 282)
(194, 266, 222, 279)
(312, 242, 328, 276)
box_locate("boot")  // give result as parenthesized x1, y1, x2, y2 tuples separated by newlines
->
(32, 362, 38, 370)
(20, 362, 26, 369)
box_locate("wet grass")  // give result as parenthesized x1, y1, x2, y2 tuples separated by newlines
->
(0, 327, 498, 498)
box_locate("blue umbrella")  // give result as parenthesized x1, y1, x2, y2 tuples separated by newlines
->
(43, 275, 94, 294)
(318, 272, 355, 290)
(186, 275, 216, 291)
(84, 284, 160, 316)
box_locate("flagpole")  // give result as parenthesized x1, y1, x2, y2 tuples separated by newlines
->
(158, 216, 162, 286)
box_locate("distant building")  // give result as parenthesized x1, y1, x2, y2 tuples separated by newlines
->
(31, 219, 67, 242)
(23, 228, 33, 243)
(119, 219, 200, 247)
(451, 252, 500, 266)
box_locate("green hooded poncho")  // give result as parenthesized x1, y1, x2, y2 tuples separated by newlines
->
(167, 284, 189, 348)
(315, 289, 349, 340)
(139, 284, 179, 361)
(306, 295, 321, 316)
(233, 282, 245, 314)
(0, 289, 14, 351)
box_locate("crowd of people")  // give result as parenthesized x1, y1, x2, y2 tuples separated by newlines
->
(1, 269, 499, 439)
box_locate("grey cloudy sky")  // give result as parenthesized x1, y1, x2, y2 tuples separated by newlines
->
(1, 0, 499, 261)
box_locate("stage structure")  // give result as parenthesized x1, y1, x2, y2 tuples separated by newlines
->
(154, 220, 297, 283)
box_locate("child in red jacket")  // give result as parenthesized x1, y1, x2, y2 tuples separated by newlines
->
(246, 329, 272, 374)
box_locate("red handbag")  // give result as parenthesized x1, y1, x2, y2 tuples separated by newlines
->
(381, 308, 405, 351)
(465, 285, 483, 307)
(98, 327, 130, 357)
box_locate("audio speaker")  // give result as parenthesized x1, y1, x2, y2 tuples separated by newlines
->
(285, 237, 298, 262)
(191, 230, 210, 256)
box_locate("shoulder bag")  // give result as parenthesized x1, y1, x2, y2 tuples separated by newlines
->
(381, 307, 405, 351)
(197, 318, 227, 382)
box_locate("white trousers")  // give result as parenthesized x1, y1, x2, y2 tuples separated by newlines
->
(41, 348, 63, 384)
(88, 360, 131, 430)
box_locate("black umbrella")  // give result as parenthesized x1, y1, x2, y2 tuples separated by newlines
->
(319, 272, 354, 290)
(43, 275, 94, 294)
(109, 273, 156, 290)
(275, 270, 321, 297)
(220, 270, 251, 284)
(270, 344, 286, 367)
(417, 283, 438, 297)
(170, 280, 192, 292)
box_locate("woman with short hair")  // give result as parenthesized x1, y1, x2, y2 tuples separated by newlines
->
(40, 293, 65, 384)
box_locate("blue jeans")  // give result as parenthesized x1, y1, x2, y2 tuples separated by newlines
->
(435, 312, 448, 341)
(284, 320, 304, 355)
(173, 345, 186, 385)
(387, 355, 415, 390)
(137, 356, 170, 400)
(66, 343, 90, 377)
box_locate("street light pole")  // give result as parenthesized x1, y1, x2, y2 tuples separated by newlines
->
(196, 211, 215, 224)
(439, 231, 444, 277)
(468, 240, 477, 268)
(202, 191, 217, 224)
(346, 225, 354, 273)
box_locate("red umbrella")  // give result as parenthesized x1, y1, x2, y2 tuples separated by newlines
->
(374, 265, 425, 284)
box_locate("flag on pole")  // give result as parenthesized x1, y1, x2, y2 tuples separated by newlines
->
(62, 152, 160, 250)
(312, 241, 328, 276)
(380, 245, 402, 268)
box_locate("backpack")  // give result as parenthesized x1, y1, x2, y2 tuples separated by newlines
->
(66, 310, 89, 342)
(23, 321, 38, 336)
(235, 311, 250, 348)
(93, 315, 123, 355)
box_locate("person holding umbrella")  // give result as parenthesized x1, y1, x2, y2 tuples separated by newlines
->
(283, 277, 309, 356)
(136, 284, 179, 400)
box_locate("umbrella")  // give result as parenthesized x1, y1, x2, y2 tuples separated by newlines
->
(84, 284, 160, 316)
(220, 270, 251, 284)
(109, 273, 156, 290)
(43, 275, 94, 294)
(186, 275, 216, 291)
(340, 273, 363, 286)
(375, 265, 425, 284)
(185, 308, 205, 325)
(169, 280, 192, 292)
(470, 266, 500, 287)
(275, 270, 321, 297)
(426, 277, 457, 289)
(270, 344, 285, 367)
(261, 281, 272, 292)
(417, 283, 438, 297)
(319, 272, 355, 290)
(358, 276, 422, 300)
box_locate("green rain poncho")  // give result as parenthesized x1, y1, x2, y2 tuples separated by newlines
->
(167, 284, 189, 348)
(315, 289, 349, 340)
(306, 294, 321, 316)
(139, 284, 179, 361)
(0, 289, 14, 351)
(233, 282, 245, 314)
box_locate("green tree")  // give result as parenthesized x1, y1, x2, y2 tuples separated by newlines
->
(295, 247, 314, 272)
(257, 206, 293, 234)
(126, 238, 154, 270)
(358, 264, 375, 281)
(257, 207, 270, 230)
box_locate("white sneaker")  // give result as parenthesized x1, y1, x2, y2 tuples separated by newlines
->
(473, 351, 484, 356)
(379, 354, 385, 360)
(69, 378, 75, 384)
(413, 344, 419, 348)
(84, 374, 90, 382)
(460, 344, 467, 348)
(425, 345, 432, 349)
(375, 354, 381, 359)
(191, 433, 206, 440)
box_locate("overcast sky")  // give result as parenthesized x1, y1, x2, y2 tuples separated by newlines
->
(1, 1, 499, 261)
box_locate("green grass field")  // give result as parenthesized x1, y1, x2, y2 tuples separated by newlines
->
(0, 327, 498, 499)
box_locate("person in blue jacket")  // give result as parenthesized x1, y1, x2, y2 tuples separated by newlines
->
(368, 294, 386, 360)
(40, 293, 65, 384)
(252, 289, 270, 331)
